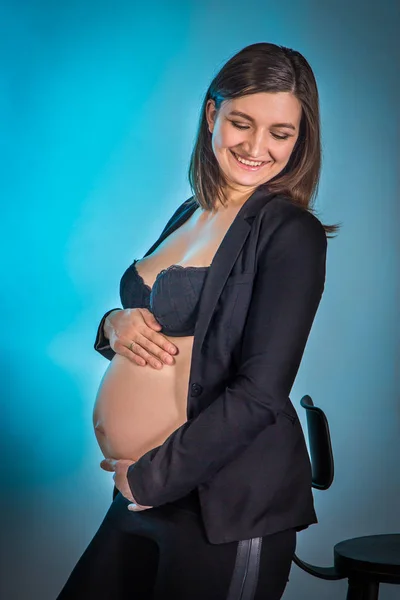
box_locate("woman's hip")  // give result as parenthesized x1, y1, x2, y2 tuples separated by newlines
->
(104, 491, 296, 600)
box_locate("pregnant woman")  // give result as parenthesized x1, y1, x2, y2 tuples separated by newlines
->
(57, 42, 339, 600)
(92, 198, 243, 465)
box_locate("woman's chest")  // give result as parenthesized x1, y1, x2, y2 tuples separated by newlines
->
(136, 205, 242, 288)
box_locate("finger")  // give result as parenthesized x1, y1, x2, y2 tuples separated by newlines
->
(127, 335, 163, 369)
(139, 308, 162, 331)
(100, 458, 116, 472)
(127, 503, 152, 512)
(135, 333, 177, 365)
(112, 342, 147, 366)
(144, 330, 178, 357)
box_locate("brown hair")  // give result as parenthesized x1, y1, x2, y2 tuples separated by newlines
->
(188, 42, 341, 237)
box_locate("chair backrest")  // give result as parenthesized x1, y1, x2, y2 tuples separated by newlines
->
(300, 395, 334, 490)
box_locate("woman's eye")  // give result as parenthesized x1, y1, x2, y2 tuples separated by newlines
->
(231, 121, 289, 140)
(231, 120, 289, 140)
(272, 133, 289, 140)
(231, 121, 249, 130)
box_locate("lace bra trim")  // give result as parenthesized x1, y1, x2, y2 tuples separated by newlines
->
(132, 259, 210, 293)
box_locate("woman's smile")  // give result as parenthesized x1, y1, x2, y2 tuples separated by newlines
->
(229, 149, 271, 171)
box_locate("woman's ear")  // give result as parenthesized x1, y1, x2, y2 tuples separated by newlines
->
(205, 99, 216, 134)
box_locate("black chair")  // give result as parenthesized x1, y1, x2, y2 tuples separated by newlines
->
(293, 394, 400, 599)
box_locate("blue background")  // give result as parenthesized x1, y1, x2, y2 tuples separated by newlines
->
(1, 1, 399, 598)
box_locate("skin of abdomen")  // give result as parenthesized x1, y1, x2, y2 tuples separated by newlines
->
(92, 336, 194, 461)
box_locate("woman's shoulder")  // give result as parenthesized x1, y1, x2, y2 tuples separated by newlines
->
(263, 193, 326, 241)
(255, 194, 327, 265)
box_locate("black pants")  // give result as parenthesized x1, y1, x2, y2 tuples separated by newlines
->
(56, 489, 296, 600)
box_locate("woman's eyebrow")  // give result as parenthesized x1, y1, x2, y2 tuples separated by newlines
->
(228, 110, 296, 130)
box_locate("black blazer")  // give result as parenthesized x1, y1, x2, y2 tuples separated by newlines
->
(94, 186, 328, 544)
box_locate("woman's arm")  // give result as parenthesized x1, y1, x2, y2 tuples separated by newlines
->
(94, 308, 122, 360)
(127, 211, 328, 507)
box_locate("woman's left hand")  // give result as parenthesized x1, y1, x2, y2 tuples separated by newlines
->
(100, 458, 153, 512)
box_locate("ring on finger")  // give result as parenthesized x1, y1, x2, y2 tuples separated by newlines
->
(129, 341, 134, 351)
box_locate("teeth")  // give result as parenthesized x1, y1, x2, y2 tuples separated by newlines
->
(234, 153, 264, 167)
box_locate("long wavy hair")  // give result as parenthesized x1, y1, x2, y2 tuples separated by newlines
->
(188, 42, 341, 237)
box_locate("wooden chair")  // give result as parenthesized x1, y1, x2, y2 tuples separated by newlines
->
(293, 394, 400, 599)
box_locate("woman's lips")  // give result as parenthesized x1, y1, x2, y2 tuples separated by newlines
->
(230, 150, 269, 171)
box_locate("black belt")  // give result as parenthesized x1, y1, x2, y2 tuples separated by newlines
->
(226, 537, 262, 600)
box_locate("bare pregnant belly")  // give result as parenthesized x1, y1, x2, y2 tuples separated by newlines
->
(92, 336, 194, 461)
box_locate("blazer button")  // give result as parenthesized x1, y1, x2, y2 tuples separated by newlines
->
(190, 383, 203, 397)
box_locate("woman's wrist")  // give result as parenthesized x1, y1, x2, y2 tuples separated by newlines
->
(103, 309, 122, 340)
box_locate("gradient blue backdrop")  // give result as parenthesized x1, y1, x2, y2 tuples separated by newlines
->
(1, 1, 399, 598)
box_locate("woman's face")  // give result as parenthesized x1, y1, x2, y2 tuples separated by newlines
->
(206, 92, 302, 196)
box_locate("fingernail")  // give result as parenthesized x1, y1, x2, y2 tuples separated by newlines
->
(128, 504, 138, 511)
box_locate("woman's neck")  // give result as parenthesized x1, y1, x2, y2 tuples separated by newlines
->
(214, 186, 257, 212)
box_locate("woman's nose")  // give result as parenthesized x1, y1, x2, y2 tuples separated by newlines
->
(245, 131, 270, 160)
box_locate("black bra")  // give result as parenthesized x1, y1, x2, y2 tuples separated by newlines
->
(119, 259, 209, 337)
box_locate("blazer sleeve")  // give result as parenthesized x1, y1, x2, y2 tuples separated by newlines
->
(93, 308, 122, 360)
(126, 211, 328, 506)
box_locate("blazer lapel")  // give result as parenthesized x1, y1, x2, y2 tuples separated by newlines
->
(193, 187, 277, 353)
(193, 217, 251, 352)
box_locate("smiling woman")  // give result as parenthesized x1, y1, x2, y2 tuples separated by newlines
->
(91, 92, 305, 465)
(57, 42, 339, 600)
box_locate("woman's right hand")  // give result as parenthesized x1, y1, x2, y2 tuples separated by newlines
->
(104, 308, 178, 368)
